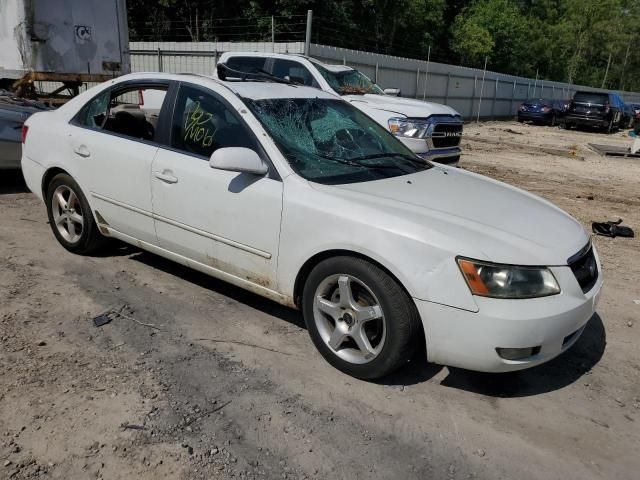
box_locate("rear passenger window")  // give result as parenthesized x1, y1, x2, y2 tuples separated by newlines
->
(170, 84, 259, 158)
(272, 59, 318, 87)
(75, 85, 168, 142)
(225, 56, 267, 74)
(75, 90, 110, 128)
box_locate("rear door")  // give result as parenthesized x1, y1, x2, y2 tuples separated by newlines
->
(68, 80, 171, 243)
(150, 82, 283, 291)
(271, 59, 319, 87)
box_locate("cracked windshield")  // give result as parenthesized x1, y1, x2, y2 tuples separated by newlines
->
(315, 64, 385, 95)
(245, 98, 429, 184)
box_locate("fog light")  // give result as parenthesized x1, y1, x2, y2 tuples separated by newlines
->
(496, 346, 541, 361)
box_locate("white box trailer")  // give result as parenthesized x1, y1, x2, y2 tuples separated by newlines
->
(0, 0, 130, 90)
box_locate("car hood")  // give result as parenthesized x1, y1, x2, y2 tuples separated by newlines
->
(344, 94, 459, 118)
(311, 166, 588, 266)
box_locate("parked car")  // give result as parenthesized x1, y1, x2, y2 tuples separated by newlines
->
(21, 73, 602, 379)
(564, 91, 623, 133)
(0, 91, 49, 169)
(214, 52, 463, 165)
(517, 98, 566, 125)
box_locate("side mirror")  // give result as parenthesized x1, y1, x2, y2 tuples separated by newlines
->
(384, 88, 401, 96)
(210, 147, 268, 175)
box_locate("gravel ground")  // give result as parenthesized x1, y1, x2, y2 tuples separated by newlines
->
(1, 121, 639, 480)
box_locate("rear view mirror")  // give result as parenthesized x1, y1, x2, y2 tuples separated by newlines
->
(210, 147, 268, 175)
(285, 75, 306, 85)
(384, 88, 401, 96)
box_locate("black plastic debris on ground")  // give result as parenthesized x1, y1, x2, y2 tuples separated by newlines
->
(93, 313, 112, 327)
(592, 219, 635, 238)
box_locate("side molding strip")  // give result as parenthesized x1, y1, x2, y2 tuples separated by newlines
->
(91, 192, 272, 259)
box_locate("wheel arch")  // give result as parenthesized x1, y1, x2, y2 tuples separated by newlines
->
(293, 249, 417, 312)
(41, 166, 71, 199)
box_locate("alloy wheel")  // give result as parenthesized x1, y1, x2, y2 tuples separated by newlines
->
(313, 274, 386, 364)
(51, 185, 84, 243)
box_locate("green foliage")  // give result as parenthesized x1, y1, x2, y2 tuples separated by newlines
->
(127, 0, 640, 92)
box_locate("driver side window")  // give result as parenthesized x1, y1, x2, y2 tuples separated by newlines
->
(170, 84, 259, 158)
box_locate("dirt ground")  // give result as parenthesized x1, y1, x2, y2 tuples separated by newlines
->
(1, 121, 639, 480)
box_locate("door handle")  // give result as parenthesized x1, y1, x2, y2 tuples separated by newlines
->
(73, 145, 91, 158)
(154, 171, 178, 184)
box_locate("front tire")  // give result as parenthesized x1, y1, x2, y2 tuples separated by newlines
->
(45, 173, 106, 255)
(302, 256, 421, 379)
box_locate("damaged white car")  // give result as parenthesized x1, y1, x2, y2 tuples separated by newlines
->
(21, 72, 602, 379)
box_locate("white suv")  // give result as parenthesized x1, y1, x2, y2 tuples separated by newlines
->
(215, 52, 463, 165)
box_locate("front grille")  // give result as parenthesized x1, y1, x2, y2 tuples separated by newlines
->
(568, 244, 598, 293)
(431, 122, 463, 148)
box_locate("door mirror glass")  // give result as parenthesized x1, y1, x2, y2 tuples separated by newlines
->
(383, 88, 401, 96)
(210, 147, 268, 175)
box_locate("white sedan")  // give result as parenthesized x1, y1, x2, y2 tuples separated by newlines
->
(21, 73, 603, 379)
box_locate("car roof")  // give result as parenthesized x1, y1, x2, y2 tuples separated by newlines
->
(226, 81, 338, 100)
(111, 72, 338, 101)
(220, 51, 355, 72)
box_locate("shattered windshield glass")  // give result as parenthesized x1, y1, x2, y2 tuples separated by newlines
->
(314, 65, 384, 96)
(245, 98, 430, 185)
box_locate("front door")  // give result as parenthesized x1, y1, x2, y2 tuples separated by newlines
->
(151, 83, 283, 291)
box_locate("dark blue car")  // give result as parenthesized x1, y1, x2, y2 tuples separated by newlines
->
(517, 98, 566, 126)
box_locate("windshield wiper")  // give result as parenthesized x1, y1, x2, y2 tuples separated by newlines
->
(347, 153, 431, 168)
(287, 150, 396, 170)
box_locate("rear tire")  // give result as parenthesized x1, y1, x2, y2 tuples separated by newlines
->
(302, 256, 421, 379)
(45, 173, 106, 255)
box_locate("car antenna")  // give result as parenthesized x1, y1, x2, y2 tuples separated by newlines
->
(216, 63, 297, 86)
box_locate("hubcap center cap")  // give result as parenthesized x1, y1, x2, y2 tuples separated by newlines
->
(341, 311, 355, 327)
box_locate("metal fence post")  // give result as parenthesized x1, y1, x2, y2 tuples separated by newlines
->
(271, 16, 275, 52)
(422, 45, 431, 101)
(492, 78, 498, 119)
(157, 47, 163, 72)
(374, 62, 379, 84)
(473, 75, 478, 119)
(415, 68, 420, 99)
(444, 73, 451, 104)
(304, 10, 312, 56)
(511, 80, 516, 116)
(476, 57, 488, 122)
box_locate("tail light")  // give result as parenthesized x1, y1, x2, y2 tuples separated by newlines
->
(21, 124, 29, 144)
(541, 106, 551, 113)
(604, 101, 610, 113)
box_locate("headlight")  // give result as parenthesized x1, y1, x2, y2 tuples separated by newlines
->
(457, 258, 560, 299)
(388, 117, 430, 138)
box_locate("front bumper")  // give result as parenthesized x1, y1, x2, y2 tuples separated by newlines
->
(414, 260, 603, 373)
(399, 136, 461, 165)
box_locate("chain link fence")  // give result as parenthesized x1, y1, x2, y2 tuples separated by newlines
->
(36, 12, 640, 118)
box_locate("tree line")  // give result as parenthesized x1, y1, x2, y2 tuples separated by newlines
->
(127, 0, 640, 92)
